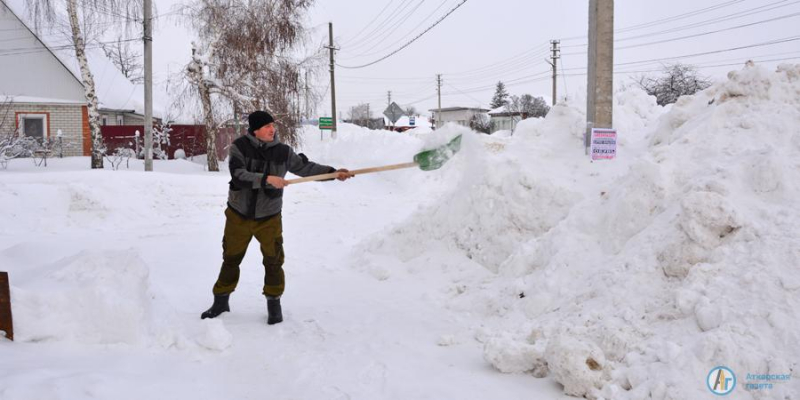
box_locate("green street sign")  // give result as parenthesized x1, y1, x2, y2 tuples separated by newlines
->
(319, 117, 333, 130)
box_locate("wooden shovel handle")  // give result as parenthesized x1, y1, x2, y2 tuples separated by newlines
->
(286, 162, 418, 184)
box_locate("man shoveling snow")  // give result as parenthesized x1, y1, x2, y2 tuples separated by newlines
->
(201, 111, 353, 324)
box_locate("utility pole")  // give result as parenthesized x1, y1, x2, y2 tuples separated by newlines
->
(387, 91, 392, 106)
(436, 74, 442, 130)
(143, 0, 153, 171)
(327, 23, 338, 139)
(545, 40, 560, 106)
(304, 70, 310, 120)
(586, 0, 614, 154)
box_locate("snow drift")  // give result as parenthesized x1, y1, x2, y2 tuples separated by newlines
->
(357, 63, 800, 399)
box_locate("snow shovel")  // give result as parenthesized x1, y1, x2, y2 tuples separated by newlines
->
(286, 134, 462, 184)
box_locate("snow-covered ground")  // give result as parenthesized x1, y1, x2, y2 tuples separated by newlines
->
(1, 63, 799, 400)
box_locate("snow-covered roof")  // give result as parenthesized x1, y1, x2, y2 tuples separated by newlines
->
(427, 106, 490, 113)
(2, 0, 164, 118)
(4, 95, 85, 105)
(488, 105, 524, 116)
(383, 115, 431, 127)
(489, 106, 506, 114)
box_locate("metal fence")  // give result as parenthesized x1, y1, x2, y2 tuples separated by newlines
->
(101, 125, 242, 161)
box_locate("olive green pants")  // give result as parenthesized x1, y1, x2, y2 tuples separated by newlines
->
(212, 208, 285, 297)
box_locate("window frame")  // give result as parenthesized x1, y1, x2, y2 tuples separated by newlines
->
(16, 112, 49, 141)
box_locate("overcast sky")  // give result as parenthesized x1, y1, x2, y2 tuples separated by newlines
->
(306, 0, 800, 117)
(129, 0, 800, 120)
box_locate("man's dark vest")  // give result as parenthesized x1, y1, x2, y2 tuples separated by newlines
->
(229, 136, 290, 215)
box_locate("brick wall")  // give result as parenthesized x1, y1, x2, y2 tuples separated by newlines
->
(2, 102, 85, 157)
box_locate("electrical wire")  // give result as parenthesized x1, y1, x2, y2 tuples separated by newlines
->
(342, 0, 450, 59)
(562, 2, 800, 51)
(445, 82, 484, 106)
(336, 0, 467, 69)
(0, 37, 140, 57)
(342, 0, 429, 56)
(560, 0, 748, 41)
(338, 0, 416, 51)
(338, 0, 399, 47)
(615, 36, 800, 67)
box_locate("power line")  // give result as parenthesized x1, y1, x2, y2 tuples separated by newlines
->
(404, 92, 437, 106)
(615, 12, 800, 51)
(617, 0, 747, 33)
(445, 82, 484, 106)
(562, 11, 800, 55)
(337, 0, 468, 69)
(614, 0, 799, 43)
(558, 55, 800, 77)
(342, 0, 451, 59)
(338, 0, 416, 51)
(445, 44, 550, 78)
(343, 0, 429, 57)
(437, 69, 551, 95)
(616, 36, 800, 67)
(562, 1, 800, 50)
(560, 0, 747, 41)
(0, 37, 140, 57)
(338, 0, 400, 47)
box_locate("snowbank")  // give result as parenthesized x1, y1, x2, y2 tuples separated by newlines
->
(356, 63, 800, 398)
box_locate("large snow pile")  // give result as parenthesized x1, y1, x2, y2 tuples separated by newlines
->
(356, 64, 800, 398)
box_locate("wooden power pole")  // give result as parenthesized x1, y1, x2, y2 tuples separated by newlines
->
(143, 0, 153, 170)
(586, 0, 614, 154)
(327, 23, 338, 139)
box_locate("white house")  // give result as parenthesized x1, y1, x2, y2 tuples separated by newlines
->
(0, 1, 162, 156)
(488, 105, 526, 133)
(428, 107, 489, 130)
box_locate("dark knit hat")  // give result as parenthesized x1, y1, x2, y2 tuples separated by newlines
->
(248, 111, 274, 134)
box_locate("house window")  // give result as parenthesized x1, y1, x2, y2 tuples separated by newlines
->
(117, 115, 124, 125)
(102, 116, 108, 126)
(19, 114, 47, 141)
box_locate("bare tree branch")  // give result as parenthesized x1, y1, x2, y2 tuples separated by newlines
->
(102, 36, 143, 84)
(636, 63, 712, 106)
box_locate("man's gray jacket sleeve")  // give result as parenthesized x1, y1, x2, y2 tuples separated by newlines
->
(287, 148, 335, 177)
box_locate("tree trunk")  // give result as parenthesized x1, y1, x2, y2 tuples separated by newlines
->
(198, 85, 219, 172)
(66, 0, 103, 169)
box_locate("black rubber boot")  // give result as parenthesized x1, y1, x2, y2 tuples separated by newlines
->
(201, 294, 230, 319)
(267, 297, 283, 325)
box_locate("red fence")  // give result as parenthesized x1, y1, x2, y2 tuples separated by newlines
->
(101, 125, 243, 160)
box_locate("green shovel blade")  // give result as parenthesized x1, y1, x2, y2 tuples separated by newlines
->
(413, 134, 463, 171)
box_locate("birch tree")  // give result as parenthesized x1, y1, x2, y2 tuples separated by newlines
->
(25, 0, 143, 169)
(185, 42, 222, 171)
(186, 0, 320, 167)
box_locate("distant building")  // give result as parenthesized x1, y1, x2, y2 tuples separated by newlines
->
(428, 107, 490, 130)
(384, 115, 429, 132)
(0, 1, 162, 156)
(488, 106, 526, 133)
